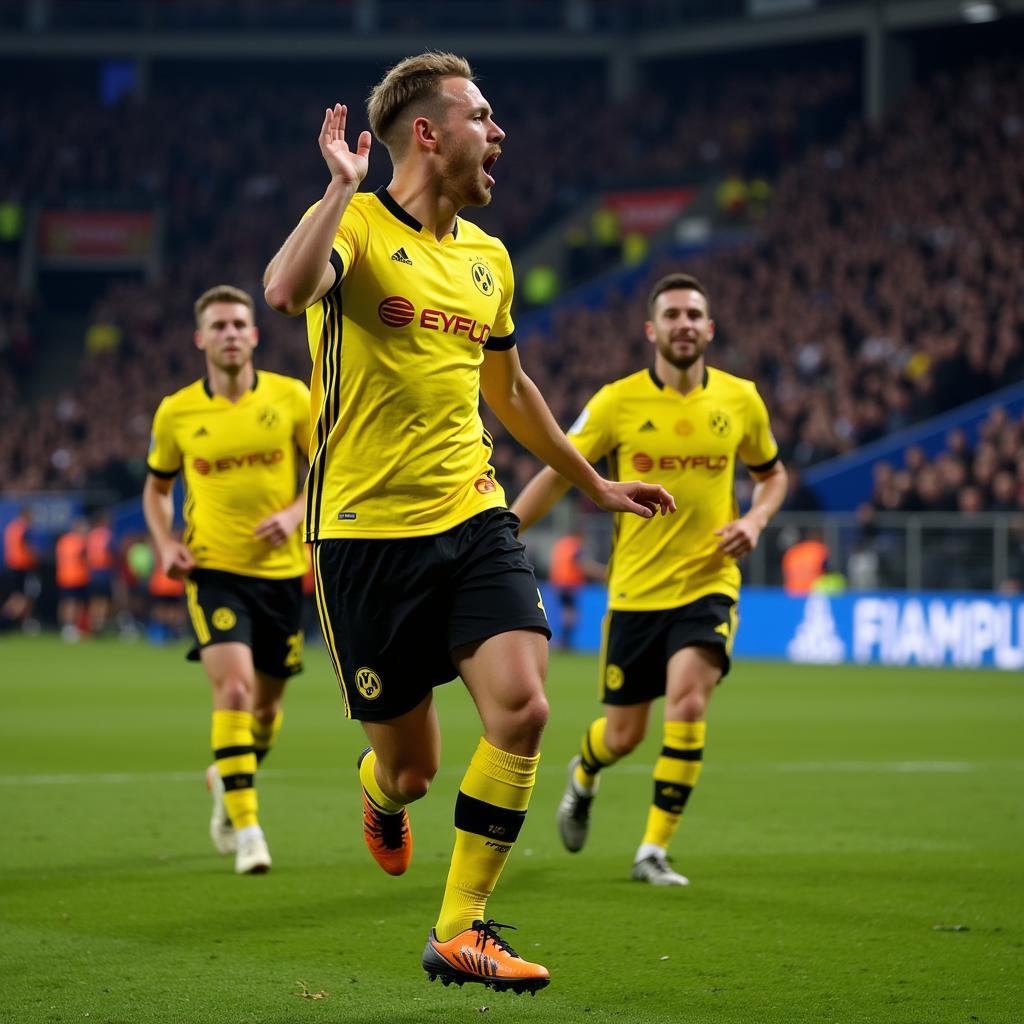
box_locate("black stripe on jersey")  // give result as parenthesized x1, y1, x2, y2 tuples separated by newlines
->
(328, 249, 344, 295)
(306, 291, 341, 541)
(183, 487, 196, 548)
(746, 453, 780, 474)
(146, 464, 179, 480)
(482, 428, 493, 449)
(484, 332, 516, 352)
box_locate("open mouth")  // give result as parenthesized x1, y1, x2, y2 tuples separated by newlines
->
(482, 152, 499, 185)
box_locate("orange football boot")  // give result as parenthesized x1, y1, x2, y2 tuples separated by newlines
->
(358, 747, 412, 876)
(422, 919, 550, 995)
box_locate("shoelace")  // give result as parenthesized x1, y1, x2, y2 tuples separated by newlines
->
(471, 919, 520, 958)
(366, 803, 408, 850)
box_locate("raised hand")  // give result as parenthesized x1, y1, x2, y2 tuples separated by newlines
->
(319, 103, 372, 187)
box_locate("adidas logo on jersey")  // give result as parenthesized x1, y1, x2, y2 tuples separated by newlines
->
(193, 426, 209, 437)
(638, 420, 657, 432)
(391, 247, 413, 265)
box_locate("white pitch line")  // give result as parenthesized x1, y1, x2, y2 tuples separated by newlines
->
(3, 761, 1020, 785)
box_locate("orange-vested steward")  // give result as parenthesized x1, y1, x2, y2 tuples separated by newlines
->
(4, 517, 36, 570)
(55, 531, 90, 589)
(149, 563, 185, 597)
(86, 525, 114, 571)
(781, 539, 829, 596)
(550, 535, 586, 588)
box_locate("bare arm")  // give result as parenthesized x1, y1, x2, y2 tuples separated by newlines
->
(263, 103, 371, 316)
(715, 460, 789, 557)
(509, 466, 572, 533)
(142, 474, 195, 579)
(481, 348, 675, 520)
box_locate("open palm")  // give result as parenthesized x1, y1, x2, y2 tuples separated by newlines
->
(319, 103, 371, 186)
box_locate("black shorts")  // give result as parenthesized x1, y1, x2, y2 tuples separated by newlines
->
(599, 593, 738, 706)
(184, 569, 304, 678)
(312, 508, 551, 722)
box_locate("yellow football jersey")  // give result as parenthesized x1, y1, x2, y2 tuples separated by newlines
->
(147, 371, 312, 579)
(568, 367, 779, 609)
(303, 188, 514, 540)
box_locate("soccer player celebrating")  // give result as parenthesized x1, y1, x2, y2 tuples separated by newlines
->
(512, 273, 788, 886)
(263, 52, 674, 993)
(143, 285, 311, 875)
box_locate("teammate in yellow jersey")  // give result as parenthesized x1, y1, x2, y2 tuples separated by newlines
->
(512, 273, 788, 887)
(263, 52, 675, 993)
(143, 285, 311, 876)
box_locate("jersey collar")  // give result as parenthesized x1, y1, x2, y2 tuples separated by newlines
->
(649, 366, 708, 391)
(375, 186, 459, 240)
(203, 370, 259, 400)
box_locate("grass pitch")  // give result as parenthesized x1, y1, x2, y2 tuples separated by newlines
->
(1, 634, 1022, 1023)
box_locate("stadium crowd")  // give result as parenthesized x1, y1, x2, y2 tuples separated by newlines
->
(1, 58, 1022, 512)
(0, 58, 852, 497)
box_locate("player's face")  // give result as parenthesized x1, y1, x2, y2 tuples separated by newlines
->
(436, 77, 504, 208)
(195, 302, 258, 372)
(645, 288, 714, 369)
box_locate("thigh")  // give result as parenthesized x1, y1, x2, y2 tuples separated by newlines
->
(200, 641, 256, 709)
(312, 538, 454, 722)
(454, 628, 549, 753)
(664, 594, 737, 680)
(248, 576, 305, 679)
(600, 609, 673, 706)
(446, 509, 552, 652)
(184, 570, 253, 663)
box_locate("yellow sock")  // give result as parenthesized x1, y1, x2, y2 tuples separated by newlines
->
(358, 748, 404, 814)
(252, 711, 283, 765)
(211, 709, 259, 831)
(641, 720, 705, 849)
(575, 717, 618, 790)
(435, 738, 538, 941)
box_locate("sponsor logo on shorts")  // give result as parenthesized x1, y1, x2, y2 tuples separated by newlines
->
(605, 664, 624, 691)
(355, 667, 382, 700)
(211, 607, 237, 631)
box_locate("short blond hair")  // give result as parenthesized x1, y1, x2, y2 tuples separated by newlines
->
(193, 285, 255, 326)
(367, 51, 474, 156)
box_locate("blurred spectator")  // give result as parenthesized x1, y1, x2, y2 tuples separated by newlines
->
(781, 530, 829, 596)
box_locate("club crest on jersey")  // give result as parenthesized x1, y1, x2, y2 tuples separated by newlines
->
(709, 410, 732, 437)
(257, 407, 279, 429)
(471, 262, 494, 295)
(377, 295, 492, 345)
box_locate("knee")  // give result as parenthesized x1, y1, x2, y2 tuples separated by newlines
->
(387, 765, 435, 805)
(252, 701, 280, 726)
(510, 691, 550, 745)
(216, 675, 251, 710)
(605, 719, 644, 757)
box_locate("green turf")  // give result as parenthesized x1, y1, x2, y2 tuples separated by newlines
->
(1, 635, 1022, 1023)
